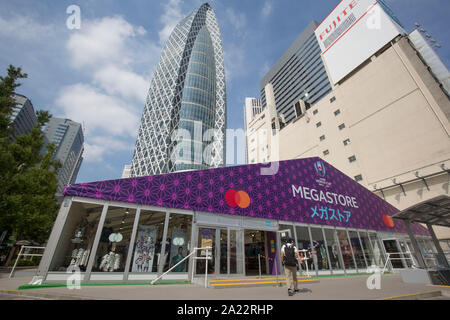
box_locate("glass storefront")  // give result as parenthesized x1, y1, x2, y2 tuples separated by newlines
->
(348, 231, 367, 270)
(336, 229, 356, 271)
(310, 227, 330, 272)
(92, 207, 136, 272)
(45, 199, 415, 281)
(295, 225, 313, 271)
(359, 232, 375, 267)
(369, 233, 385, 268)
(324, 228, 344, 272)
(164, 214, 193, 272)
(48, 202, 103, 272)
(128, 210, 166, 273)
(196, 227, 215, 275)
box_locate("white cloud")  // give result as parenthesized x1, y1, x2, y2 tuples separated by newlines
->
(226, 8, 247, 34)
(223, 43, 246, 80)
(0, 14, 54, 41)
(56, 83, 139, 137)
(66, 15, 139, 68)
(158, 0, 185, 45)
(262, 1, 273, 18)
(93, 65, 149, 103)
(84, 136, 132, 163)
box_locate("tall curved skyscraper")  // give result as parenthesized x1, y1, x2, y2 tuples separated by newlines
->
(131, 3, 226, 176)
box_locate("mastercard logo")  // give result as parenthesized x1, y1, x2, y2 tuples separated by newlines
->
(225, 189, 250, 209)
(382, 214, 394, 227)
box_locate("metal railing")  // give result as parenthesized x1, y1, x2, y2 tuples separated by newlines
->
(257, 253, 281, 285)
(381, 251, 415, 274)
(9, 246, 45, 279)
(151, 247, 212, 288)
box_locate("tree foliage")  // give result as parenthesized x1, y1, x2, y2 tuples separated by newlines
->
(0, 65, 61, 243)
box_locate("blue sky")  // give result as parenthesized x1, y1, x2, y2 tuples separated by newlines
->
(0, 0, 448, 183)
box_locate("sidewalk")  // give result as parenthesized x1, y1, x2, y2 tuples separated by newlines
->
(0, 274, 448, 300)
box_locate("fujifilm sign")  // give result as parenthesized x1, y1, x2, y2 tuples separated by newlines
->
(314, 0, 404, 84)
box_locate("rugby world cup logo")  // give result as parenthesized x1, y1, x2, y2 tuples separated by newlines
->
(314, 160, 326, 178)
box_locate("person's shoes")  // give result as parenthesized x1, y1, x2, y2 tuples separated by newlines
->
(294, 289, 300, 293)
(288, 289, 294, 296)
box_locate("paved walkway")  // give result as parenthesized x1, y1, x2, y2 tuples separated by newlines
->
(0, 274, 448, 300)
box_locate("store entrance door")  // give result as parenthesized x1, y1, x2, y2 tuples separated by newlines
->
(195, 226, 244, 276)
(244, 230, 277, 276)
(382, 239, 406, 269)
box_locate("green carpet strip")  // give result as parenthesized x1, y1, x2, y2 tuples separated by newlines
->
(18, 281, 190, 290)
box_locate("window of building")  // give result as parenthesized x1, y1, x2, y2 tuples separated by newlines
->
(129, 210, 167, 273)
(320, 135, 325, 141)
(294, 102, 302, 117)
(343, 138, 350, 146)
(48, 202, 103, 272)
(316, 122, 322, 128)
(354, 175, 363, 182)
(358, 232, 374, 266)
(313, 109, 318, 115)
(330, 96, 336, 103)
(338, 123, 346, 130)
(92, 206, 137, 272)
(296, 225, 313, 271)
(323, 150, 329, 156)
(349, 155, 356, 163)
(163, 213, 193, 272)
(348, 231, 367, 269)
(310, 227, 330, 271)
(368, 233, 385, 268)
(334, 109, 340, 116)
(323, 228, 344, 271)
(336, 230, 356, 270)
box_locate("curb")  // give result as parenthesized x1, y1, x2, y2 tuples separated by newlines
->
(376, 290, 442, 300)
(0, 288, 97, 300)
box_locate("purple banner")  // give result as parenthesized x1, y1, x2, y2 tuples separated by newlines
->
(63, 157, 428, 235)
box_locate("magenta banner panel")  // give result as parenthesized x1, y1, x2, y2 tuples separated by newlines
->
(63, 157, 428, 235)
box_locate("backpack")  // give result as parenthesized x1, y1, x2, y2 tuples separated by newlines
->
(283, 245, 297, 267)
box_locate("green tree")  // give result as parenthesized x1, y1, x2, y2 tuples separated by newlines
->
(0, 65, 61, 265)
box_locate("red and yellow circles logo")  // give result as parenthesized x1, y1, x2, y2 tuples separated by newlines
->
(382, 214, 395, 227)
(225, 189, 251, 209)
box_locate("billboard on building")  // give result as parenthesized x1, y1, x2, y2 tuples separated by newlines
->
(314, 0, 405, 84)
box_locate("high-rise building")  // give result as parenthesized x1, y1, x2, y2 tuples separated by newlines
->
(244, 98, 263, 128)
(131, 3, 226, 177)
(260, 21, 332, 126)
(121, 165, 131, 179)
(10, 94, 38, 141)
(44, 118, 84, 194)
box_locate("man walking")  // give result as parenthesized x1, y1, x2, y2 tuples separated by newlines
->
(281, 237, 302, 296)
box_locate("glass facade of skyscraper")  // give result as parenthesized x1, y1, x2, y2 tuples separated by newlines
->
(131, 3, 226, 176)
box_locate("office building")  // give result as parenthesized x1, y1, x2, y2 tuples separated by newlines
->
(260, 20, 332, 126)
(130, 3, 226, 177)
(9, 94, 37, 141)
(44, 118, 84, 194)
